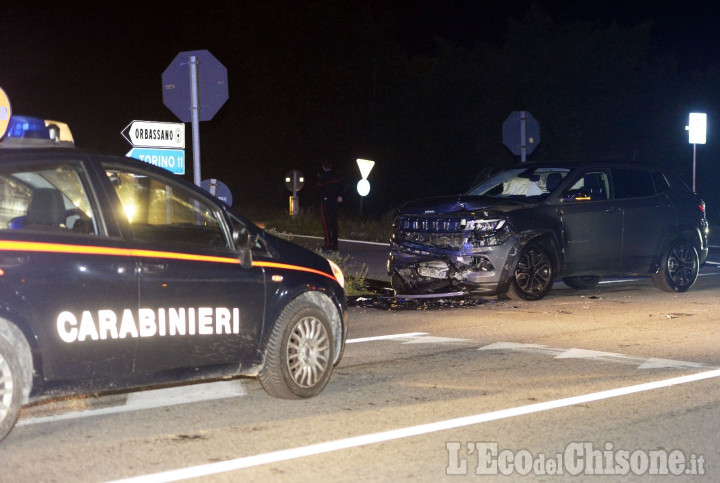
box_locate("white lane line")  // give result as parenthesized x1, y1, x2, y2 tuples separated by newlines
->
(346, 332, 428, 343)
(283, 233, 389, 247)
(107, 368, 720, 483)
(17, 380, 246, 427)
(18, 333, 429, 427)
(479, 342, 713, 370)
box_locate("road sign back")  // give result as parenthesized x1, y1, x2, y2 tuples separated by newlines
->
(162, 50, 229, 122)
(502, 111, 540, 158)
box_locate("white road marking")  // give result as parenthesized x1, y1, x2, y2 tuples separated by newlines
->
(346, 332, 427, 343)
(17, 380, 246, 427)
(401, 335, 474, 344)
(283, 233, 389, 246)
(20, 336, 707, 429)
(107, 368, 720, 483)
(18, 333, 456, 427)
(348, 332, 473, 345)
(478, 342, 713, 369)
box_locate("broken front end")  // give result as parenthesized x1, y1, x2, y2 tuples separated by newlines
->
(388, 214, 518, 295)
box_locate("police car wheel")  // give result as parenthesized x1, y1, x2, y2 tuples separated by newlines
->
(0, 337, 23, 443)
(259, 296, 334, 399)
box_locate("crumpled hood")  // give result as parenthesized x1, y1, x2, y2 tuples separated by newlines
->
(398, 195, 527, 215)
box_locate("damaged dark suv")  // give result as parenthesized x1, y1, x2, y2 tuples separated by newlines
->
(388, 160, 708, 300)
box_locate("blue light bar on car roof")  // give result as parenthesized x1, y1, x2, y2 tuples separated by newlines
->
(0, 115, 74, 147)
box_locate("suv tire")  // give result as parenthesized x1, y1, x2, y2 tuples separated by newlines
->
(0, 336, 23, 443)
(652, 239, 699, 293)
(507, 243, 554, 301)
(259, 294, 334, 399)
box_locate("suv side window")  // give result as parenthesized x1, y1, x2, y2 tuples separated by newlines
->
(104, 167, 230, 249)
(612, 168, 655, 199)
(0, 162, 97, 234)
(564, 170, 610, 201)
(652, 171, 670, 194)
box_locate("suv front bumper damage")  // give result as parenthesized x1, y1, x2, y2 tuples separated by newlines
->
(389, 232, 518, 295)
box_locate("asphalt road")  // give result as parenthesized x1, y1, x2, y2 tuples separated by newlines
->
(3, 241, 720, 482)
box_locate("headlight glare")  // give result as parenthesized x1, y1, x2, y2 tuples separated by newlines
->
(328, 259, 345, 289)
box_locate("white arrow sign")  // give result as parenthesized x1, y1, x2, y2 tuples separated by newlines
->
(122, 120, 185, 149)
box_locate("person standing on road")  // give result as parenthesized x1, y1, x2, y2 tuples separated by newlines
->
(317, 161, 344, 251)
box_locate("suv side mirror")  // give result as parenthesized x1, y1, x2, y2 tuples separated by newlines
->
(562, 189, 592, 202)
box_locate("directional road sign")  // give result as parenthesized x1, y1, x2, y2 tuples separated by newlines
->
(126, 148, 185, 175)
(162, 50, 229, 123)
(122, 120, 185, 149)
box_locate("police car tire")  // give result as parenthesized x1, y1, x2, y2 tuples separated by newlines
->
(0, 336, 23, 443)
(259, 296, 334, 399)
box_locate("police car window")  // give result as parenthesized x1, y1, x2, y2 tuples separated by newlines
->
(105, 168, 230, 249)
(0, 163, 97, 234)
(228, 212, 268, 253)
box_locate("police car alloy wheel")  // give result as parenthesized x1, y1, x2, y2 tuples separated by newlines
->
(259, 294, 334, 399)
(0, 336, 23, 443)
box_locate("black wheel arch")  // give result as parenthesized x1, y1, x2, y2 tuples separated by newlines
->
(655, 228, 706, 272)
(263, 282, 346, 369)
(496, 231, 561, 294)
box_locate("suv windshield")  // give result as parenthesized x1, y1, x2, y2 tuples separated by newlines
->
(467, 167, 571, 199)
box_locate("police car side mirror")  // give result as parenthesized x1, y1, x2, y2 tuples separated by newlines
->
(234, 229, 257, 269)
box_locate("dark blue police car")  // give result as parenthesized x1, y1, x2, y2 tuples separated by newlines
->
(0, 116, 347, 442)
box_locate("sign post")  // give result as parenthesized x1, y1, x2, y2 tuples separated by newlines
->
(284, 169, 305, 216)
(503, 111, 540, 162)
(163, 50, 229, 186)
(685, 112, 707, 192)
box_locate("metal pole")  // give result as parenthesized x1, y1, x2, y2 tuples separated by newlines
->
(520, 111, 527, 162)
(291, 172, 298, 216)
(189, 55, 202, 187)
(693, 143, 697, 192)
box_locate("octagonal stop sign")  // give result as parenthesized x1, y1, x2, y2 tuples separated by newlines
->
(162, 50, 229, 122)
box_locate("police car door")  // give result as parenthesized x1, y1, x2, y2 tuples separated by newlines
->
(101, 164, 266, 377)
(0, 158, 137, 382)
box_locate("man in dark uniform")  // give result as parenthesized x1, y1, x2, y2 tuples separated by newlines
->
(317, 161, 344, 251)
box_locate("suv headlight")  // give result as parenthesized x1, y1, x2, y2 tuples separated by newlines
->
(464, 218, 506, 232)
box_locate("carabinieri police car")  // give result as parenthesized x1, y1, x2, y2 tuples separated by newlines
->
(0, 115, 347, 442)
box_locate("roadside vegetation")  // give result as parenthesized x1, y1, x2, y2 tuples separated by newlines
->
(244, 206, 394, 243)
(252, 206, 394, 296)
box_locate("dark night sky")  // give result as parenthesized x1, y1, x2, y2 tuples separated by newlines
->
(2, 1, 720, 213)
